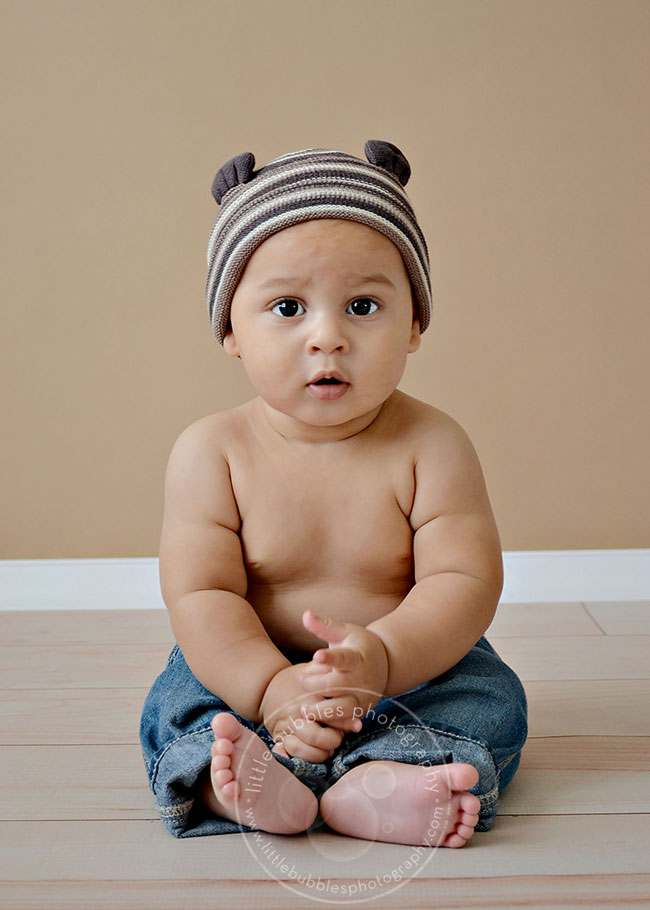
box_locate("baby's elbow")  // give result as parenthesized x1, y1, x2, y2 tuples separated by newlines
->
(484, 546, 504, 598)
(480, 558, 503, 626)
(458, 552, 502, 628)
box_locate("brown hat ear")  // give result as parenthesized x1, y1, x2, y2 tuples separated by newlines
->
(364, 140, 411, 187)
(211, 152, 256, 204)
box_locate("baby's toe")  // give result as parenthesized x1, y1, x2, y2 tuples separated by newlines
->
(459, 807, 479, 826)
(444, 831, 468, 848)
(214, 737, 234, 756)
(220, 779, 240, 800)
(211, 712, 241, 741)
(460, 793, 480, 815)
(213, 767, 234, 787)
(211, 752, 231, 771)
(448, 763, 479, 791)
(456, 822, 476, 840)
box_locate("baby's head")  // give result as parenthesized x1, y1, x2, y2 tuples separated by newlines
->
(205, 141, 431, 345)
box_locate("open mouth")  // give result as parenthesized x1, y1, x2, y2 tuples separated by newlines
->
(307, 375, 350, 400)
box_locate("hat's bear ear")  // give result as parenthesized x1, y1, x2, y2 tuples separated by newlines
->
(211, 152, 256, 204)
(364, 140, 411, 187)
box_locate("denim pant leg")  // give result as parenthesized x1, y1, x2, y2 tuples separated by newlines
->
(140, 645, 269, 837)
(328, 636, 528, 831)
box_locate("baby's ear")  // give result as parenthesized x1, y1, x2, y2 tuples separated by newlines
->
(408, 315, 421, 353)
(223, 328, 241, 358)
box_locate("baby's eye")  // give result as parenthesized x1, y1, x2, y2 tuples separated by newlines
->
(271, 298, 305, 318)
(346, 297, 379, 316)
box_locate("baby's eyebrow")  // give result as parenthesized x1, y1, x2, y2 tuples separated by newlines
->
(256, 273, 396, 290)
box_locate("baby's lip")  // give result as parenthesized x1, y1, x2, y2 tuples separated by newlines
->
(308, 370, 348, 385)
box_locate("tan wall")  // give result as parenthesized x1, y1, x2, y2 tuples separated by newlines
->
(2, 0, 649, 558)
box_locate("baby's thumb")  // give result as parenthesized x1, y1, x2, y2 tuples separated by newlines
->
(302, 609, 348, 644)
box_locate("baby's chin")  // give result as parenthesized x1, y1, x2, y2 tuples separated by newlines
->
(257, 396, 389, 441)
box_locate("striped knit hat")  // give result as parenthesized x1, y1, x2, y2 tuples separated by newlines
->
(206, 140, 431, 345)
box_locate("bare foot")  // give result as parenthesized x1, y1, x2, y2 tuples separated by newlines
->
(201, 712, 319, 835)
(320, 760, 481, 847)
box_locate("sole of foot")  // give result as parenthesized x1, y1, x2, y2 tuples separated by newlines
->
(209, 712, 318, 835)
(320, 759, 481, 847)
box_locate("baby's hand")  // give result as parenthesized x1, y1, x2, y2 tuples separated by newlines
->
(260, 662, 359, 762)
(299, 610, 389, 719)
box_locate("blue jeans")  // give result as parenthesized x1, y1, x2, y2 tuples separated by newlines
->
(140, 636, 528, 838)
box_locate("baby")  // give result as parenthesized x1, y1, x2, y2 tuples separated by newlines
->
(140, 141, 528, 848)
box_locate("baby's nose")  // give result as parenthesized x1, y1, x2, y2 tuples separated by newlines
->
(307, 314, 348, 354)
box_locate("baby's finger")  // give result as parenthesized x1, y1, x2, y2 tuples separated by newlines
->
(303, 694, 360, 719)
(302, 609, 349, 645)
(291, 717, 343, 752)
(310, 647, 360, 672)
(299, 670, 351, 697)
(275, 716, 343, 751)
(275, 732, 337, 763)
(301, 697, 363, 732)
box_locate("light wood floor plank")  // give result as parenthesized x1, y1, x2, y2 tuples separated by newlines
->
(2, 681, 648, 744)
(0, 746, 154, 821)
(0, 603, 612, 647)
(1, 603, 644, 645)
(3, 633, 649, 690)
(0, 603, 644, 646)
(4, 744, 647, 822)
(498, 769, 650, 815)
(1, 817, 648, 880)
(0, 689, 147, 745)
(5, 736, 650, 823)
(486, 602, 603, 637)
(520, 735, 650, 770)
(0, 608, 173, 646)
(524, 680, 650, 736)
(488, 634, 650, 679)
(0, 644, 171, 689)
(2, 874, 648, 910)
(584, 601, 650, 635)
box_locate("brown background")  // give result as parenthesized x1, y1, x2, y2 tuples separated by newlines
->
(2, 0, 649, 558)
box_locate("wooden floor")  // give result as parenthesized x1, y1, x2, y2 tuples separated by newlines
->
(0, 602, 649, 910)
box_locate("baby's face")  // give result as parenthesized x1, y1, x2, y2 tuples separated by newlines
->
(224, 219, 420, 435)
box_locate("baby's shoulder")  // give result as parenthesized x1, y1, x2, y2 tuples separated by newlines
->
(162, 408, 252, 527)
(164, 406, 254, 492)
(170, 404, 252, 455)
(389, 391, 471, 450)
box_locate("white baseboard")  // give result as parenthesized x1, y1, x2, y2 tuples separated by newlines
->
(0, 551, 648, 611)
(0, 558, 161, 611)
(500, 549, 649, 603)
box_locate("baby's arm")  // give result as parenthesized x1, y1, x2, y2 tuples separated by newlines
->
(159, 419, 292, 723)
(365, 411, 503, 696)
(160, 420, 361, 758)
(303, 412, 502, 702)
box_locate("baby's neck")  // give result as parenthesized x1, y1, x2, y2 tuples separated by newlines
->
(254, 398, 388, 445)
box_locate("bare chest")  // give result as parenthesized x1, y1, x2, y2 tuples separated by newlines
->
(229, 446, 415, 591)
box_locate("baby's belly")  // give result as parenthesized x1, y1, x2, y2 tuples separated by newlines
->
(247, 580, 408, 656)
